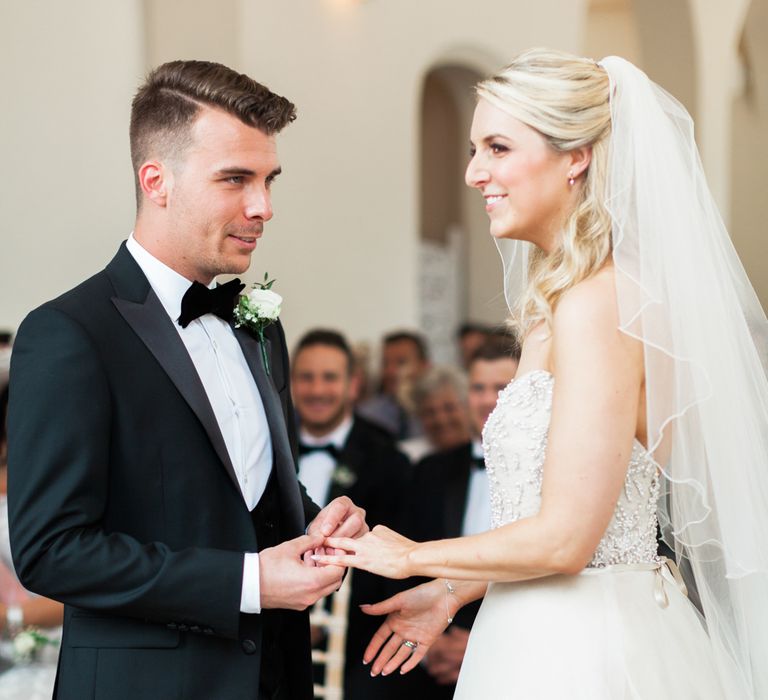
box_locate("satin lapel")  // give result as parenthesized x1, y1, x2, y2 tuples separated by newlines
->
(232, 325, 304, 534)
(443, 449, 472, 539)
(112, 290, 242, 497)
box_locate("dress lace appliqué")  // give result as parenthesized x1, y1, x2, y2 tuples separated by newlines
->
(481, 370, 660, 567)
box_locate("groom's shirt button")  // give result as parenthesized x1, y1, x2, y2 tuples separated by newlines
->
(241, 639, 257, 654)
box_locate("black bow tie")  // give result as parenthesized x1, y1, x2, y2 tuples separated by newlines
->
(178, 279, 245, 328)
(472, 456, 486, 470)
(298, 442, 341, 460)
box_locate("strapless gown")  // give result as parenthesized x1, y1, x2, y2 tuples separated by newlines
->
(454, 370, 736, 699)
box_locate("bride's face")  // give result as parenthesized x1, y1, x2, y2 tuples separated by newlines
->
(466, 99, 574, 250)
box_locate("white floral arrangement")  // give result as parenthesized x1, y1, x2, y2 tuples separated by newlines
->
(233, 273, 282, 375)
(11, 628, 57, 663)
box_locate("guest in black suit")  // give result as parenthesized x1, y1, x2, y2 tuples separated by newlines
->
(6, 60, 366, 700)
(291, 329, 411, 699)
(403, 336, 519, 696)
(358, 331, 430, 439)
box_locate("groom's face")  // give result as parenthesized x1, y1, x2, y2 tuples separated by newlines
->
(161, 107, 282, 283)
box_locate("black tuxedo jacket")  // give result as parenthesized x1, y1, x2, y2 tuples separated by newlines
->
(7, 243, 320, 699)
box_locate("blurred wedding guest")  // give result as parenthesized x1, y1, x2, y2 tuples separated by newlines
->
(291, 330, 410, 699)
(400, 339, 518, 697)
(0, 385, 63, 699)
(350, 340, 374, 406)
(0, 332, 12, 390)
(456, 322, 491, 369)
(358, 331, 430, 439)
(399, 366, 472, 464)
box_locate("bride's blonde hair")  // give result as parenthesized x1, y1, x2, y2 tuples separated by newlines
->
(476, 49, 612, 334)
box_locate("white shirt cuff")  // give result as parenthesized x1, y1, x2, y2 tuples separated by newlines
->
(240, 552, 261, 614)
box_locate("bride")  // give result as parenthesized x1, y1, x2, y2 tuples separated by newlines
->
(314, 49, 768, 698)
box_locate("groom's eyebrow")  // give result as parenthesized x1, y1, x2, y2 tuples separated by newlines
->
(214, 166, 283, 179)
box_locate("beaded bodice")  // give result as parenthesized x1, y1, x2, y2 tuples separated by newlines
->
(482, 370, 661, 567)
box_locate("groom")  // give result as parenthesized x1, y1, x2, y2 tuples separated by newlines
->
(6, 60, 366, 700)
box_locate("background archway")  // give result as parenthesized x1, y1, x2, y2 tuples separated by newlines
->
(418, 63, 508, 363)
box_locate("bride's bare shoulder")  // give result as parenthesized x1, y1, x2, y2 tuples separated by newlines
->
(553, 265, 619, 333)
(552, 264, 643, 376)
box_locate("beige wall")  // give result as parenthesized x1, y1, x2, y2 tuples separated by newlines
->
(0, 0, 143, 331)
(232, 0, 584, 347)
(1, 0, 765, 349)
(731, 0, 768, 306)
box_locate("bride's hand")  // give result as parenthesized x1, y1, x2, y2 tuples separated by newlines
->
(359, 579, 455, 677)
(311, 524, 416, 579)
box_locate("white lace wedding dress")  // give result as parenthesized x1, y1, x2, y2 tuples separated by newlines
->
(454, 370, 730, 699)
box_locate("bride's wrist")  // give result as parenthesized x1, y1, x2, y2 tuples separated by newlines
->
(403, 541, 422, 578)
(442, 579, 461, 624)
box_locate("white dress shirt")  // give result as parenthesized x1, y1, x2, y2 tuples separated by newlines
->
(461, 440, 491, 537)
(126, 234, 270, 613)
(297, 416, 354, 508)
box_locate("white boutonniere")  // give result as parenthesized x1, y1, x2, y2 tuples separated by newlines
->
(233, 273, 282, 376)
(332, 463, 357, 489)
(12, 628, 58, 663)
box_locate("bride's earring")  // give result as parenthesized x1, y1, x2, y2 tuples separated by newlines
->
(568, 170, 575, 186)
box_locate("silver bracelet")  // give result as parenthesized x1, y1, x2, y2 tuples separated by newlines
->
(444, 579, 456, 624)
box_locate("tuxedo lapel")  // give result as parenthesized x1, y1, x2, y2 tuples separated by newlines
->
(232, 325, 304, 534)
(112, 291, 244, 497)
(107, 244, 243, 498)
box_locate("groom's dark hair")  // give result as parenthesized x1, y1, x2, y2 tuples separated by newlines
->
(129, 60, 296, 207)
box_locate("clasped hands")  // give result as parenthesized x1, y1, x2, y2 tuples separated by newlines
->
(261, 508, 458, 678)
(311, 526, 460, 678)
(258, 495, 367, 611)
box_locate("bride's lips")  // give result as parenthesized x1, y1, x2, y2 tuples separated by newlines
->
(484, 194, 507, 212)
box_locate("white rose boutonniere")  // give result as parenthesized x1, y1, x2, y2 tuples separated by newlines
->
(12, 628, 58, 663)
(233, 273, 282, 375)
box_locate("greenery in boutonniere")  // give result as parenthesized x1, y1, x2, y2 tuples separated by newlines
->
(233, 273, 282, 375)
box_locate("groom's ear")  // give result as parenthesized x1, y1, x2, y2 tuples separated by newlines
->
(138, 160, 170, 208)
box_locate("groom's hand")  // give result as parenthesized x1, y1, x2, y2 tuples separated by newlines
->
(308, 495, 368, 540)
(305, 496, 368, 565)
(259, 533, 345, 611)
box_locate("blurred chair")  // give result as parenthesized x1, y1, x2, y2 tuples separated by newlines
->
(310, 570, 353, 700)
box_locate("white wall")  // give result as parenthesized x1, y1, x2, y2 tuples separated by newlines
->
(3, 0, 763, 349)
(0, 0, 144, 331)
(235, 0, 584, 348)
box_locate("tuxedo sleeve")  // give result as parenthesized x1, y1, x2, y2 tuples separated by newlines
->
(7, 307, 245, 639)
